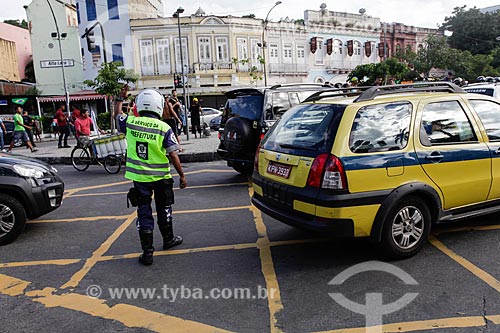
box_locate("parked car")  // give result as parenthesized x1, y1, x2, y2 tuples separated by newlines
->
(187, 107, 223, 131)
(0, 152, 64, 245)
(217, 83, 334, 174)
(464, 82, 500, 98)
(3, 120, 23, 148)
(252, 82, 500, 259)
(210, 115, 222, 131)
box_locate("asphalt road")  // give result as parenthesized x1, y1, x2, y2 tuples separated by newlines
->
(1, 161, 500, 332)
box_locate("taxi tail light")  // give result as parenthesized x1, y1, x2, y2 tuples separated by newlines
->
(307, 153, 347, 190)
(260, 133, 266, 141)
(254, 144, 262, 171)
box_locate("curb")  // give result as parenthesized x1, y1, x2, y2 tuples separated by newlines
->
(31, 152, 222, 165)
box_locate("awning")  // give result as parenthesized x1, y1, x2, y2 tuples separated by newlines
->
(37, 93, 107, 103)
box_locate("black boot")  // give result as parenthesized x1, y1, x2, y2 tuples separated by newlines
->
(138, 229, 154, 265)
(158, 223, 183, 250)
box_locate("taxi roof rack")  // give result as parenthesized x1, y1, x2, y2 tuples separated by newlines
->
(269, 82, 334, 90)
(302, 87, 370, 103)
(302, 82, 465, 103)
(355, 82, 465, 102)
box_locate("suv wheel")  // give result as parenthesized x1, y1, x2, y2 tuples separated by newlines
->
(223, 117, 253, 154)
(0, 194, 27, 245)
(380, 196, 431, 259)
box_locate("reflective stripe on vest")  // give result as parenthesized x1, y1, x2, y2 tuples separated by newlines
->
(125, 116, 172, 182)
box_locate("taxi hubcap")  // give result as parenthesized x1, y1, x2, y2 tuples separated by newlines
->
(0, 204, 15, 236)
(391, 206, 424, 250)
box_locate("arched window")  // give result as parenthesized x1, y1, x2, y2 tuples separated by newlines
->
(396, 44, 402, 53)
(334, 39, 342, 55)
(354, 40, 361, 56)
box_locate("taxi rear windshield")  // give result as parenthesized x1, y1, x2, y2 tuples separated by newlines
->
(262, 104, 346, 156)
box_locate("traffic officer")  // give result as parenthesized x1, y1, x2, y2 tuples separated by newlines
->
(124, 89, 187, 266)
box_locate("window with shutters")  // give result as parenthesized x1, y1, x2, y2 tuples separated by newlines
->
(216, 37, 229, 62)
(269, 43, 279, 63)
(140, 39, 154, 75)
(156, 39, 171, 75)
(198, 37, 212, 63)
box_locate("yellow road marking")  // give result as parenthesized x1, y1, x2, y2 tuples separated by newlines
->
(64, 180, 132, 198)
(31, 215, 129, 224)
(434, 223, 500, 235)
(30, 206, 251, 224)
(60, 213, 136, 289)
(0, 259, 81, 268)
(0, 273, 232, 332)
(313, 315, 500, 333)
(66, 182, 249, 199)
(429, 236, 500, 293)
(248, 186, 284, 333)
(0, 238, 330, 269)
(98, 243, 258, 261)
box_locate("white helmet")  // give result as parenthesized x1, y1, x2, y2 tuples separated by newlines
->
(135, 89, 164, 118)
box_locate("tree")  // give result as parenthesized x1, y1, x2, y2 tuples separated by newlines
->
(3, 19, 28, 29)
(443, 6, 500, 55)
(242, 14, 256, 19)
(84, 62, 138, 129)
(24, 60, 35, 83)
(349, 59, 411, 85)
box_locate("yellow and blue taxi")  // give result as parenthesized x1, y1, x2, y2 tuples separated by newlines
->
(252, 82, 500, 258)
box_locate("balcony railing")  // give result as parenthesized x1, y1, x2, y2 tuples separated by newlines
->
(268, 63, 307, 74)
(193, 62, 234, 72)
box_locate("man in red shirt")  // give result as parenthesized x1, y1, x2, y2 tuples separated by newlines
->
(55, 104, 70, 148)
(74, 109, 94, 147)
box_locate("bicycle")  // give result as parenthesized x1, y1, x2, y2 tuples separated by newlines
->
(71, 144, 123, 174)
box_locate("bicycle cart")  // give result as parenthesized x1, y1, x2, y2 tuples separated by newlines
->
(71, 133, 127, 174)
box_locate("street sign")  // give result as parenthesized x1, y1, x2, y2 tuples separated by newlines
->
(40, 59, 75, 68)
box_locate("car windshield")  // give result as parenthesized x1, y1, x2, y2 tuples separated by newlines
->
(262, 103, 346, 156)
(224, 95, 264, 121)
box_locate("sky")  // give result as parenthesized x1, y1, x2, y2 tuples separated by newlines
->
(3, 0, 500, 28)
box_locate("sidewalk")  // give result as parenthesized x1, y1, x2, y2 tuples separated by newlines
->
(7, 131, 221, 165)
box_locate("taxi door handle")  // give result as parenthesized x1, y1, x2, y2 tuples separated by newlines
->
(425, 152, 444, 161)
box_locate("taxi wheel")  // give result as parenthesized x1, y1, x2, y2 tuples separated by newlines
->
(0, 194, 27, 246)
(380, 196, 431, 259)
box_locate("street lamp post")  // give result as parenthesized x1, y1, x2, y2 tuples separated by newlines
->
(174, 7, 189, 141)
(262, 1, 282, 87)
(46, 0, 70, 116)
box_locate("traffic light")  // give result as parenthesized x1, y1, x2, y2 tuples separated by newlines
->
(86, 28, 96, 52)
(174, 74, 183, 88)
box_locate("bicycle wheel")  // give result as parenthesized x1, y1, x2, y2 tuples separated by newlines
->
(104, 155, 121, 174)
(71, 147, 91, 171)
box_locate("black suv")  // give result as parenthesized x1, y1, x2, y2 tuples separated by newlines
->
(217, 84, 333, 174)
(0, 153, 64, 245)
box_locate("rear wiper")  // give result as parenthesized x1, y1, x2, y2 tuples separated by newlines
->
(279, 143, 315, 151)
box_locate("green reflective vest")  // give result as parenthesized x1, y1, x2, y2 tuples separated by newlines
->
(125, 116, 172, 182)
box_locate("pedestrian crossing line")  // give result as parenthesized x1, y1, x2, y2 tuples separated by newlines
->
(60, 213, 136, 290)
(248, 186, 284, 333)
(0, 273, 233, 333)
(429, 236, 500, 294)
(65, 182, 249, 198)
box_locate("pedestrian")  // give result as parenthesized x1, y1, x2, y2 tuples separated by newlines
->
(169, 90, 186, 134)
(22, 110, 36, 148)
(70, 104, 81, 137)
(0, 117, 6, 152)
(162, 95, 183, 149)
(55, 103, 70, 148)
(189, 97, 203, 138)
(8, 106, 38, 153)
(123, 89, 187, 266)
(33, 116, 42, 142)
